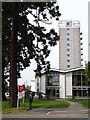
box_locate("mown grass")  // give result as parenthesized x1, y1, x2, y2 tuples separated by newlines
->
(1, 99, 70, 114)
(32, 99, 70, 108)
(68, 99, 90, 108)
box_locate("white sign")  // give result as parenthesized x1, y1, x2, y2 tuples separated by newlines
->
(18, 91, 25, 99)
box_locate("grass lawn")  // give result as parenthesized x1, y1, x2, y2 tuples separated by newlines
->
(68, 99, 90, 108)
(1, 99, 70, 114)
(32, 99, 70, 108)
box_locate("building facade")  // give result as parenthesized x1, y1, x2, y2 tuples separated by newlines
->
(59, 20, 83, 70)
(35, 68, 89, 99)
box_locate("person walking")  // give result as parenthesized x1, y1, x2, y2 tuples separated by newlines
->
(29, 93, 33, 110)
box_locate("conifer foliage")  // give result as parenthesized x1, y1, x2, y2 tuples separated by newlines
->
(2, 2, 61, 107)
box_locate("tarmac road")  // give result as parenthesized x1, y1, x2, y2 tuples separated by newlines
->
(2, 108, 89, 118)
(2, 101, 89, 119)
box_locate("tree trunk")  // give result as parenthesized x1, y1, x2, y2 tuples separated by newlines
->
(9, 3, 18, 108)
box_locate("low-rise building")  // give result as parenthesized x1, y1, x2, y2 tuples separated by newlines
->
(35, 67, 89, 99)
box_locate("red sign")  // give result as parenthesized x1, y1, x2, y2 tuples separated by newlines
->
(18, 85, 25, 93)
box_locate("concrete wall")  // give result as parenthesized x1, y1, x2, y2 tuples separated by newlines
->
(40, 75, 46, 94)
(73, 28, 81, 67)
(59, 21, 81, 70)
(31, 80, 36, 92)
(66, 72, 72, 98)
(60, 73, 65, 98)
(59, 28, 67, 70)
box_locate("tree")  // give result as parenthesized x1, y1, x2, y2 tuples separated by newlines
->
(2, 2, 61, 107)
(2, 33, 10, 101)
(85, 62, 90, 97)
(85, 62, 90, 84)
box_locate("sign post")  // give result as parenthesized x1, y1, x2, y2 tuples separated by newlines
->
(17, 84, 25, 108)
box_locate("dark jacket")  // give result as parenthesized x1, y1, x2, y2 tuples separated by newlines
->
(29, 95, 33, 102)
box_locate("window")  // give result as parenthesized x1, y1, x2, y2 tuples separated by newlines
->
(83, 88, 86, 89)
(67, 43, 70, 46)
(67, 65, 70, 68)
(37, 83, 39, 86)
(53, 75, 59, 86)
(78, 88, 81, 89)
(67, 28, 69, 30)
(67, 38, 69, 41)
(53, 82, 59, 86)
(67, 33, 69, 35)
(67, 22, 69, 25)
(67, 49, 70, 51)
(73, 88, 76, 89)
(67, 59, 70, 62)
(46, 75, 59, 86)
(46, 76, 52, 86)
(67, 54, 70, 57)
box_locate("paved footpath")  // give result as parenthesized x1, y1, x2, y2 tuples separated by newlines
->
(2, 100, 89, 118)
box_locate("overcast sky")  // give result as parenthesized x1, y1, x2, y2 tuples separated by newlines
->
(18, 0, 89, 86)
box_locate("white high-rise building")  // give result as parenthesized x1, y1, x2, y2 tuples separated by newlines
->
(59, 20, 83, 70)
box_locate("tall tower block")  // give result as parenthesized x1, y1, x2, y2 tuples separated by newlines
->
(59, 20, 83, 70)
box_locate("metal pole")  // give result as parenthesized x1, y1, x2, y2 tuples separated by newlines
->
(23, 96, 24, 106)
